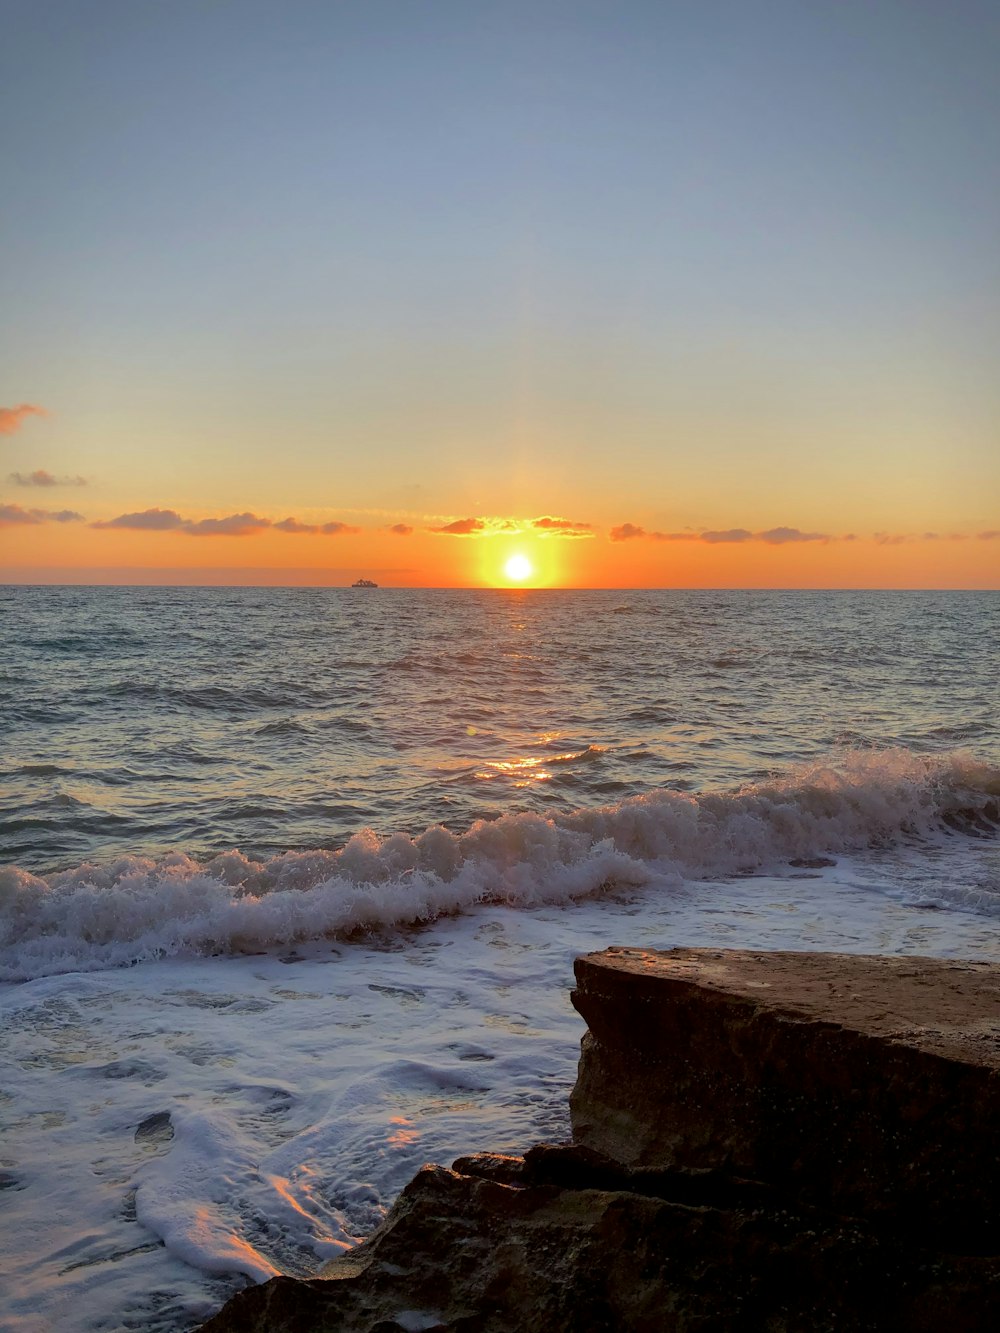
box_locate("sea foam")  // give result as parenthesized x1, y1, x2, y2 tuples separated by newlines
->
(2, 749, 997, 982)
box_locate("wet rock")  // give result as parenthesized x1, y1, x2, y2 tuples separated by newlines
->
(134, 1110, 174, 1146)
(198, 948, 1000, 1332)
(198, 1150, 1000, 1332)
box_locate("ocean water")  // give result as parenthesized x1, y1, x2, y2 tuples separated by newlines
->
(1, 586, 998, 1331)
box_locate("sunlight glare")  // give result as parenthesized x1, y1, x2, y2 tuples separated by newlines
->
(504, 553, 533, 582)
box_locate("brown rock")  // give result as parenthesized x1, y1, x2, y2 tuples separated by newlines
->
(570, 947, 1000, 1248)
(198, 1148, 1000, 1332)
(197, 949, 1000, 1331)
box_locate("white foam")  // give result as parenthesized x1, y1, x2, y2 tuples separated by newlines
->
(2, 749, 997, 981)
(3, 847, 1000, 1333)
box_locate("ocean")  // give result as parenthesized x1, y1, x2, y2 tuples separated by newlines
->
(1, 585, 998, 1331)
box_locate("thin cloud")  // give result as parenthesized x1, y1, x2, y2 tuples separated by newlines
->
(184, 512, 271, 536)
(873, 532, 910, 546)
(0, 404, 47, 435)
(273, 517, 315, 534)
(429, 514, 595, 538)
(978, 530, 1000, 541)
(701, 528, 755, 544)
(610, 523, 647, 542)
(0, 502, 84, 526)
(431, 517, 486, 535)
(318, 520, 361, 535)
(92, 508, 185, 531)
(756, 527, 829, 545)
(530, 516, 594, 538)
(273, 517, 361, 535)
(387, 523, 413, 536)
(9, 469, 87, 488)
(92, 508, 362, 537)
(611, 523, 831, 545)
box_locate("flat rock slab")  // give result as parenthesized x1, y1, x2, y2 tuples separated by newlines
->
(570, 948, 1000, 1247)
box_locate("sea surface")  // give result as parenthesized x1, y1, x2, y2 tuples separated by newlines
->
(1, 586, 999, 1331)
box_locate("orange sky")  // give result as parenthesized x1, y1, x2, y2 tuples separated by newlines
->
(4, 503, 998, 588)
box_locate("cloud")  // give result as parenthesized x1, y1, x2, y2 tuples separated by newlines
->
(609, 523, 647, 542)
(701, 528, 755, 544)
(0, 502, 84, 526)
(92, 508, 185, 531)
(873, 532, 910, 546)
(0, 404, 47, 435)
(92, 508, 363, 537)
(428, 514, 594, 538)
(978, 530, 1000, 541)
(756, 527, 829, 545)
(530, 516, 594, 538)
(9, 469, 87, 488)
(273, 517, 315, 533)
(318, 520, 361, 535)
(184, 512, 271, 536)
(611, 523, 831, 545)
(431, 517, 486, 535)
(387, 523, 413, 536)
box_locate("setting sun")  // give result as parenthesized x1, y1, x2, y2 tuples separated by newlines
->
(504, 553, 533, 582)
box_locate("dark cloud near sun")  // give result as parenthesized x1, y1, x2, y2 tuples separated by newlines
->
(9, 468, 87, 488)
(0, 502, 84, 526)
(0, 404, 48, 435)
(387, 523, 413, 535)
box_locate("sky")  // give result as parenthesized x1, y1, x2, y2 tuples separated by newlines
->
(1, 0, 998, 588)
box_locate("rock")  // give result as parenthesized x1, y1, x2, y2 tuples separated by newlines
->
(134, 1110, 174, 1146)
(198, 1147, 1000, 1332)
(570, 948, 1000, 1249)
(198, 948, 1000, 1331)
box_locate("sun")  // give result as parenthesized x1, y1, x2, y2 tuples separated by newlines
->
(504, 553, 533, 583)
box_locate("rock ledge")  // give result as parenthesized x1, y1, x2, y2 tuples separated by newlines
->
(198, 949, 1000, 1332)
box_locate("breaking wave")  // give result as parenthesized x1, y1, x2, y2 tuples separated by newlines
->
(2, 749, 997, 981)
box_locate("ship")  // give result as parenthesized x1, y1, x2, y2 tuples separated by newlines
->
(351, 577, 378, 588)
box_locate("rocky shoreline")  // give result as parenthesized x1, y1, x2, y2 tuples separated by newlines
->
(198, 947, 1000, 1331)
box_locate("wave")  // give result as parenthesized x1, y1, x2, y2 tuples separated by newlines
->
(1, 749, 997, 982)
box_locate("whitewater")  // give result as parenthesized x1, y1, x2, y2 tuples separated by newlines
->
(1, 587, 998, 1331)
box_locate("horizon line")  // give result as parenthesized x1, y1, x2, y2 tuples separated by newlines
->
(3, 581, 998, 594)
